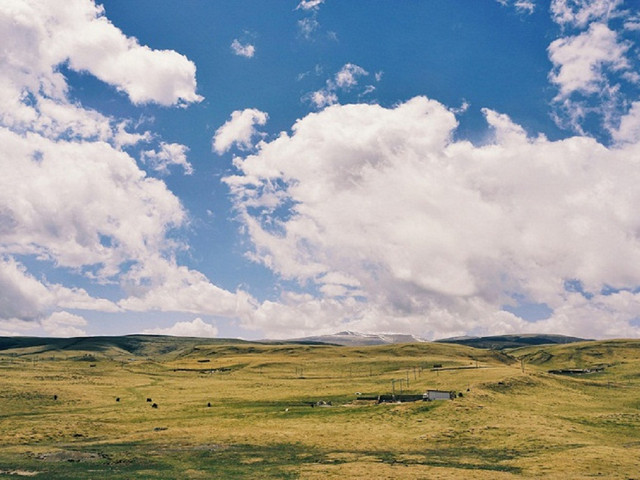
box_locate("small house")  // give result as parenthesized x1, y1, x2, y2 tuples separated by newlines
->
(423, 389, 453, 401)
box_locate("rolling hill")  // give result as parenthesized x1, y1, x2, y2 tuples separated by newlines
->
(435, 333, 589, 349)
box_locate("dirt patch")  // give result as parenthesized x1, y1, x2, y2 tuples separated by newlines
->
(0, 470, 40, 477)
(35, 451, 104, 462)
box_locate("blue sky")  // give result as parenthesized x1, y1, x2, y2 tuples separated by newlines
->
(2, 0, 640, 340)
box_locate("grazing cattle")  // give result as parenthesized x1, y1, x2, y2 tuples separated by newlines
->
(151, 403, 158, 408)
(146, 398, 152, 402)
(53, 395, 57, 401)
(207, 402, 211, 407)
(116, 397, 120, 402)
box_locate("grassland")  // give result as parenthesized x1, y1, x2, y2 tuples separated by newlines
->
(0, 336, 639, 479)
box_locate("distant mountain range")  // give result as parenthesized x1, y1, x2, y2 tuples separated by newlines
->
(284, 330, 427, 346)
(285, 331, 589, 349)
(434, 334, 589, 349)
(0, 332, 590, 354)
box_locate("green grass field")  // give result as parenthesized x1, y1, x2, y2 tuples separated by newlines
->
(0, 336, 639, 479)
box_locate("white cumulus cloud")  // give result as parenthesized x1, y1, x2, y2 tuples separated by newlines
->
(307, 63, 368, 109)
(41, 311, 88, 337)
(548, 23, 630, 99)
(308, 89, 339, 109)
(226, 96, 640, 339)
(231, 39, 255, 58)
(143, 317, 219, 337)
(0, 0, 203, 106)
(546, 0, 639, 136)
(551, 0, 623, 28)
(0, 128, 186, 277)
(0, 0, 251, 329)
(0, 257, 118, 324)
(118, 256, 256, 319)
(296, 0, 325, 11)
(141, 142, 193, 175)
(334, 63, 368, 89)
(213, 108, 269, 154)
(612, 101, 640, 144)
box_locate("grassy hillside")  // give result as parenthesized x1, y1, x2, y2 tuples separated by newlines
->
(0, 335, 252, 360)
(436, 334, 588, 350)
(0, 337, 639, 478)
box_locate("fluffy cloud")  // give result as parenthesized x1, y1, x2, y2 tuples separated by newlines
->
(0, 0, 251, 330)
(551, 0, 623, 28)
(226, 96, 640, 339)
(213, 108, 269, 154)
(308, 90, 339, 109)
(41, 311, 88, 337)
(546, 1, 639, 137)
(307, 63, 369, 109)
(0, 128, 186, 277)
(334, 64, 368, 89)
(118, 256, 256, 319)
(548, 23, 630, 99)
(0, 257, 118, 324)
(0, 0, 201, 108)
(0, 318, 38, 337)
(612, 101, 640, 144)
(0, 257, 56, 322)
(143, 317, 219, 337)
(231, 39, 255, 58)
(625, 15, 640, 30)
(141, 142, 193, 175)
(296, 0, 325, 11)
(0, 0, 198, 280)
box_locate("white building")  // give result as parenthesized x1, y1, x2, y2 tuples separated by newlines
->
(423, 390, 452, 401)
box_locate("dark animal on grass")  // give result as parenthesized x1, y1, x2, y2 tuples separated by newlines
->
(116, 397, 120, 402)
(207, 402, 211, 407)
(53, 395, 57, 401)
(147, 398, 152, 402)
(152, 403, 158, 408)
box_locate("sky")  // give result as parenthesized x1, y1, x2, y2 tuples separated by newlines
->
(2, 0, 640, 340)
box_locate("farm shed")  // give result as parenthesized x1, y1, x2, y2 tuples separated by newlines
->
(423, 390, 453, 401)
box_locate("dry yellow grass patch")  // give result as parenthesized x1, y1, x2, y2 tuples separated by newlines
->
(0, 338, 638, 478)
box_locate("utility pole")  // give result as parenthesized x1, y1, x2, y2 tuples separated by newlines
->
(391, 378, 404, 400)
